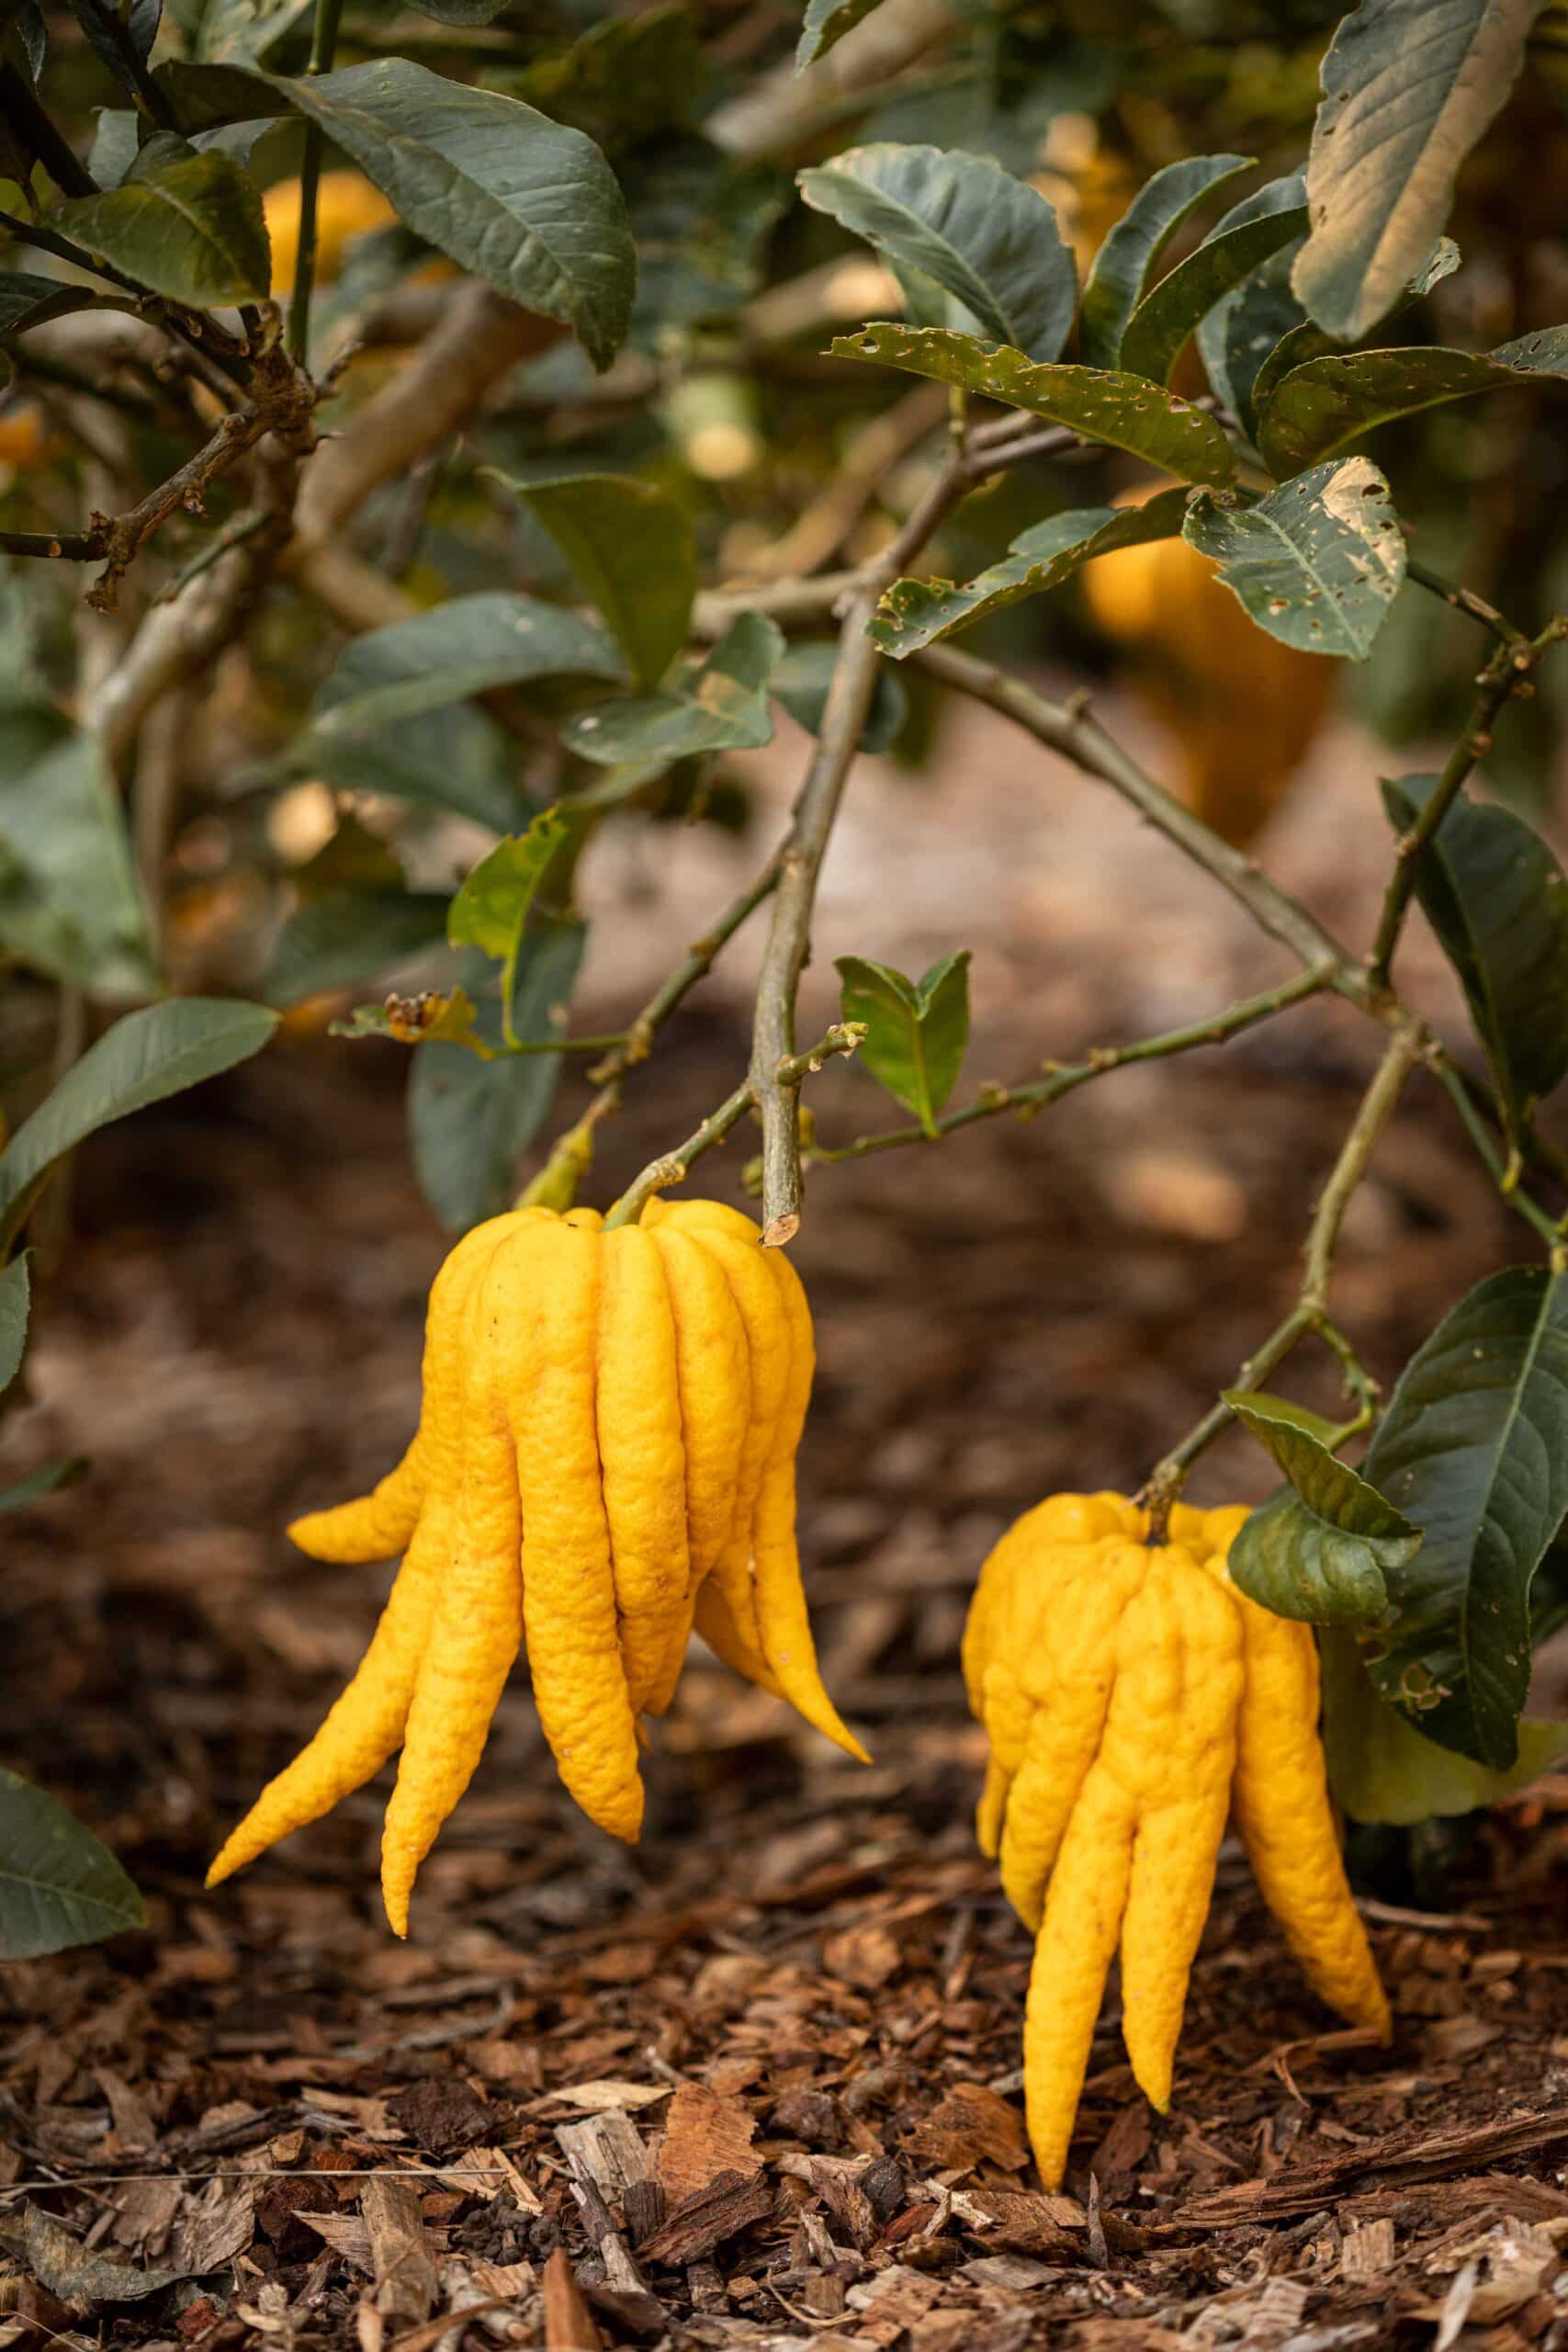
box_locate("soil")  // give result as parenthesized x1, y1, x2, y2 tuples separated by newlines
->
(6, 693, 1568, 2351)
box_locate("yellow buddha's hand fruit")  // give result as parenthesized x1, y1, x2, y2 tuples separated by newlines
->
(209, 1200, 865, 1935)
(264, 170, 398, 295)
(965, 1493, 1390, 2188)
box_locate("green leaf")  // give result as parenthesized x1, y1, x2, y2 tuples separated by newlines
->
(501, 474, 696, 690)
(772, 639, 908, 751)
(1362, 1264, 1568, 1768)
(799, 142, 1077, 364)
(403, 0, 512, 18)
(564, 612, 782, 764)
(0, 1250, 27, 1392)
(0, 1000, 279, 1256)
(1380, 776, 1568, 1131)
(153, 58, 299, 131)
(830, 324, 1235, 486)
(513, 7, 707, 151)
(1294, 0, 1541, 341)
(1078, 153, 1253, 371)
(262, 889, 451, 1006)
(447, 809, 571, 1019)
(796, 0, 886, 67)
(835, 950, 970, 1133)
(866, 489, 1189, 658)
(0, 1456, 89, 1515)
(1190, 176, 1312, 435)
(0, 269, 103, 335)
(1258, 326, 1568, 479)
(1244, 237, 1463, 453)
(1181, 457, 1405, 662)
(186, 0, 312, 63)
(0, 1768, 145, 1959)
(1224, 1392, 1422, 1625)
(1119, 202, 1309, 388)
(409, 918, 586, 1232)
(309, 593, 624, 738)
(1321, 1627, 1568, 1824)
(0, 691, 157, 998)
(284, 706, 531, 835)
(267, 59, 635, 369)
(55, 145, 271, 305)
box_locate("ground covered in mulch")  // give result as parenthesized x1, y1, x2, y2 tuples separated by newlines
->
(8, 702, 1568, 2350)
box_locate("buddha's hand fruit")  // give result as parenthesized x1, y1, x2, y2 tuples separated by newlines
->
(964, 1492, 1390, 2188)
(208, 1198, 865, 1934)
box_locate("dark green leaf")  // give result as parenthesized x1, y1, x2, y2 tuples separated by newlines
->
(268, 59, 635, 369)
(0, 1250, 27, 1392)
(0, 691, 157, 997)
(447, 811, 570, 994)
(404, 0, 512, 18)
(1198, 244, 1306, 440)
(0, 1456, 88, 1515)
(867, 489, 1189, 658)
(830, 324, 1235, 485)
(796, 0, 886, 67)
(1294, 0, 1540, 340)
(836, 950, 970, 1131)
(0, 999, 278, 1253)
(1119, 202, 1308, 388)
(287, 705, 532, 835)
(772, 639, 908, 750)
(409, 918, 586, 1232)
(1224, 1392, 1422, 1625)
(0, 269, 103, 335)
(154, 58, 298, 130)
(1363, 1264, 1568, 1767)
(799, 142, 1076, 363)
(0, 1768, 144, 1959)
(1258, 327, 1568, 479)
(310, 593, 624, 738)
(55, 146, 270, 305)
(72, 0, 160, 76)
(1182, 457, 1405, 661)
(262, 889, 450, 1006)
(1320, 1627, 1568, 1823)
(564, 611, 781, 764)
(1078, 153, 1252, 371)
(501, 474, 695, 690)
(513, 7, 707, 150)
(1381, 776, 1568, 1129)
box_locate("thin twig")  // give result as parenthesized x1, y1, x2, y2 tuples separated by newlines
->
(590, 847, 785, 1088)
(1432, 1057, 1564, 1254)
(288, 0, 346, 364)
(1404, 554, 1529, 649)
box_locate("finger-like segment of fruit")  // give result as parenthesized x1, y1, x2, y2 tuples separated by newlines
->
(1226, 1574, 1391, 2039)
(750, 1250, 869, 1763)
(1115, 1554, 1242, 2110)
(596, 1225, 691, 1716)
(287, 1212, 525, 1561)
(380, 1393, 523, 1936)
(692, 1576, 785, 1699)
(976, 1757, 1010, 1860)
(1023, 1761, 1135, 2190)
(503, 1221, 643, 1842)
(646, 1226, 750, 1577)
(963, 1494, 1143, 1712)
(643, 1589, 699, 1718)
(649, 1203, 788, 1673)
(206, 1511, 444, 1885)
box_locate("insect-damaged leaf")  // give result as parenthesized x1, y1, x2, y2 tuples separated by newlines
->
(1293, 0, 1542, 341)
(1078, 153, 1253, 370)
(1258, 326, 1568, 478)
(835, 952, 970, 1133)
(1182, 457, 1404, 661)
(1380, 776, 1568, 1132)
(0, 1770, 145, 1961)
(800, 142, 1077, 363)
(447, 810, 572, 1009)
(1320, 1626, 1568, 1824)
(831, 323, 1235, 485)
(867, 490, 1189, 659)
(1361, 1264, 1568, 1769)
(1224, 1392, 1421, 1626)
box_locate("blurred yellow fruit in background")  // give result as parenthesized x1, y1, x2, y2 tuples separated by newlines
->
(265, 170, 398, 294)
(0, 402, 56, 470)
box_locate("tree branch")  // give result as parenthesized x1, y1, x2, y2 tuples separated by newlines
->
(706, 0, 967, 158)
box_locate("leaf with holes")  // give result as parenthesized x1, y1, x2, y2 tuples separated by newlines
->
(1182, 458, 1404, 660)
(1294, 0, 1541, 340)
(447, 812, 572, 1020)
(800, 143, 1076, 363)
(1224, 1392, 1422, 1625)
(831, 324, 1235, 485)
(1258, 326, 1568, 479)
(867, 490, 1189, 658)
(1362, 1265, 1568, 1768)
(1119, 200, 1308, 387)
(0, 1769, 145, 1959)
(55, 144, 270, 305)
(1381, 776, 1568, 1133)
(836, 952, 970, 1134)
(563, 612, 782, 765)
(1321, 1627, 1568, 1823)
(501, 473, 696, 690)
(1078, 153, 1253, 370)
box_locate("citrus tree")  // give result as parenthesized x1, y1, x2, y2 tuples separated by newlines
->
(5, 0, 1568, 1982)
